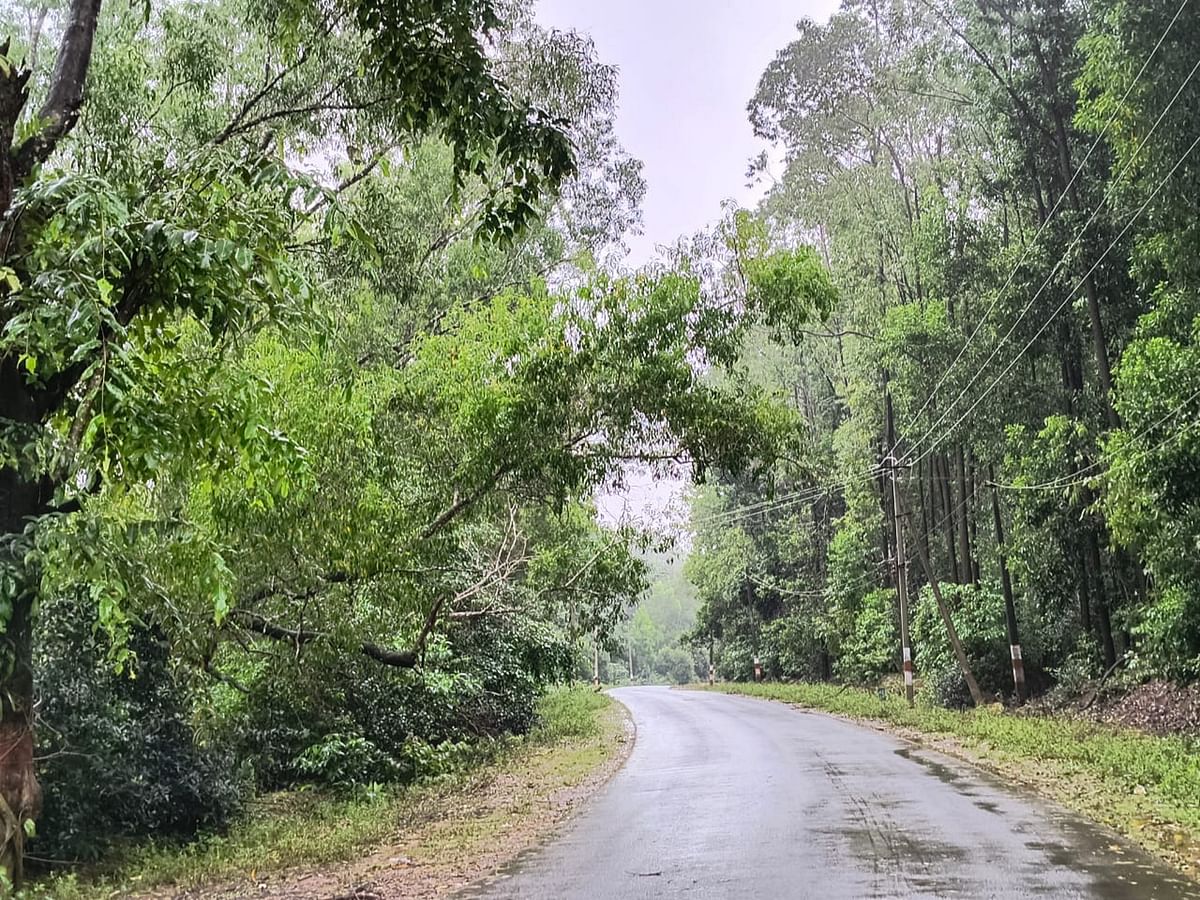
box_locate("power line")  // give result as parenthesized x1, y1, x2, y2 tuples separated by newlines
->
(904, 0, 1191, 432)
(693, 43, 1200, 564)
(689, 469, 883, 530)
(907, 124, 1200, 470)
(992, 382, 1200, 492)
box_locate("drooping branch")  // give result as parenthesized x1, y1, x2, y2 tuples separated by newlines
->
(236, 513, 531, 671)
(231, 609, 321, 644)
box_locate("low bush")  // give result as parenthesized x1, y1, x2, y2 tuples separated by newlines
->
(34, 595, 246, 863)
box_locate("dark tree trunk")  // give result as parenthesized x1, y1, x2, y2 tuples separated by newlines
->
(0, 462, 44, 892)
(937, 454, 960, 583)
(1076, 551, 1093, 636)
(1, 2, 113, 882)
(918, 457, 932, 564)
(1084, 533, 1117, 667)
(954, 445, 973, 585)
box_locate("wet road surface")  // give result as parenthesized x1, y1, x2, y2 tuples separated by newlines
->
(463, 686, 1200, 899)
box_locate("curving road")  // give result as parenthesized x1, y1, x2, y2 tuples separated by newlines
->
(463, 686, 1200, 899)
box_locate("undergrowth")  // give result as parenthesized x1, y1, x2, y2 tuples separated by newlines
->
(27, 685, 612, 900)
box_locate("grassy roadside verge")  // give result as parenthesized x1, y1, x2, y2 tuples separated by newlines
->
(697, 682, 1200, 879)
(33, 686, 628, 900)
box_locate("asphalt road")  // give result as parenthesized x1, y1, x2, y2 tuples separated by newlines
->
(462, 686, 1200, 899)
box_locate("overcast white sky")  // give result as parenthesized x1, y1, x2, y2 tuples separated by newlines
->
(535, 0, 841, 267)
(534, 0, 841, 527)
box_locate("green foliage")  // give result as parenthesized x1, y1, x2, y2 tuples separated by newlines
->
(34, 595, 246, 862)
(911, 583, 1015, 708)
(834, 588, 898, 685)
(30, 687, 616, 899)
(533, 686, 611, 742)
(686, 0, 1189, 706)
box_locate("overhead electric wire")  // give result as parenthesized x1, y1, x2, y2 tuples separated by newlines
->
(903, 0, 1191, 431)
(691, 10, 1198, 549)
(905, 125, 1200, 472)
(903, 51, 1200, 466)
(991, 382, 1200, 492)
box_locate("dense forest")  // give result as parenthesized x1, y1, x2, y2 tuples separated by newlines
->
(0, 0, 830, 885)
(0, 0, 1198, 890)
(687, 0, 1200, 711)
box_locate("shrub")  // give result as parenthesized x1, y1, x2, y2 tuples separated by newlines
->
(34, 594, 245, 862)
(654, 646, 696, 684)
(834, 588, 898, 685)
(911, 582, 1011, 708)
(534, 686, 609, 741)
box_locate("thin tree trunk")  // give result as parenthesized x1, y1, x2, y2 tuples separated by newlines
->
(918, 457, 932, 564)
(1076, 550, 1093, 635)
(1083, 533, 1117, 667)
(954, 445, 973, 585)
(938, 454, 960, 583)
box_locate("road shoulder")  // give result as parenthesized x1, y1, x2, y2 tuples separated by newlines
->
(692, 682, 1200, 885)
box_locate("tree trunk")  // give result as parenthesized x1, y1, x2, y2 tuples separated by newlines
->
(937, 454, 960, 582)
(0, 466, 44, 893)
(954, 445, 973, 585)
(1076, 551, 1093, 635)
(1084, 533, 1117, 667)
(918, 457, 932, 563)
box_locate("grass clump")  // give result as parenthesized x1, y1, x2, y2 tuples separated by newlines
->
(534, 685, 610, 741)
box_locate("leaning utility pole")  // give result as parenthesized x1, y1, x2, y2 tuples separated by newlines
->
(886, 393, 914, 706)
(898, 488, 986, 707)
(989, 464, 1025, 703)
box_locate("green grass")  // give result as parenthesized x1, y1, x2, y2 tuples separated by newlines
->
(700, 682, 1200, 872)
(28, 686, 615, 900)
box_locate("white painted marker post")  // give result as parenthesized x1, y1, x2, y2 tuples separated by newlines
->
(1010, 644, 1025, 699)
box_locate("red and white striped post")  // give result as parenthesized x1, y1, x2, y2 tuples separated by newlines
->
(1010, 643, 1026, 701)
(902, 645, 914, 701)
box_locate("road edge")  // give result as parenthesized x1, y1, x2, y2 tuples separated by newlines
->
(690, 684, 1200, 885)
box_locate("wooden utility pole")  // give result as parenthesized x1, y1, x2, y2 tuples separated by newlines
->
(885, 393, 914, 706)
(989, 464, 1025, 703)
(898, 487, 986, 707)
(890, 456, 915, 707)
